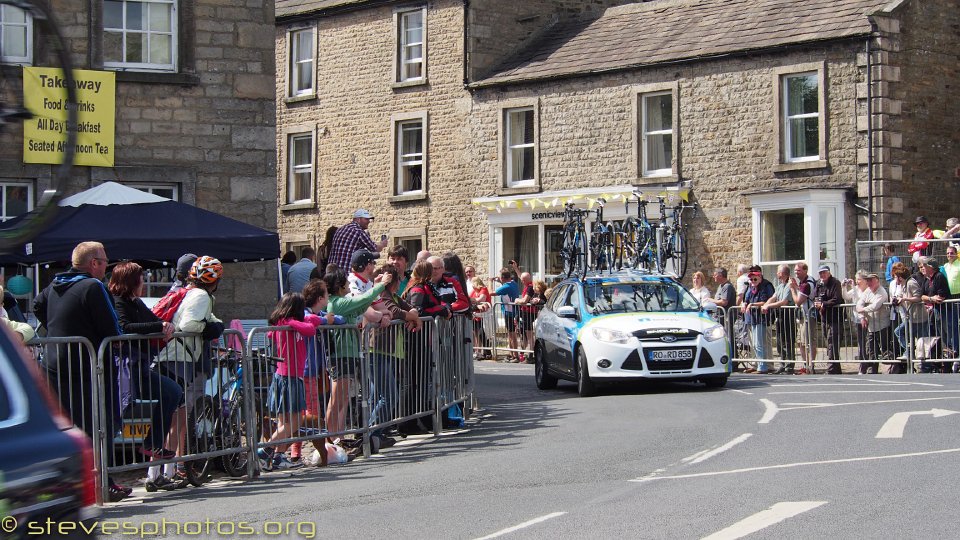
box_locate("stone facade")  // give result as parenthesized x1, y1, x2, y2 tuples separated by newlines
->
(275, 0, 960, 282)
(0, 0, 278, 318)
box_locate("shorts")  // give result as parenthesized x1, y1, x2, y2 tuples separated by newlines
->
(267, 373, 306, 413)
(797, 318, 819, 348)
(504, 311, 517, 332)
(518, 309, 536, 333)
(156, 362, 206, 413)
(327, 357, 359, 381)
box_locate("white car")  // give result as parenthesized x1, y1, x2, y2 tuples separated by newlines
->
(534, 271, 730, 396)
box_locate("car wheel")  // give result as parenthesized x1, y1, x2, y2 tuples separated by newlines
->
(535, 342, 557, 390)
(704, 377, 728, 388)
(576, 347, 596, 397)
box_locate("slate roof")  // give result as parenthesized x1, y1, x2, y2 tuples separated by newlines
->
(474, 0, 895, 87)
(276, 0, 384, 20)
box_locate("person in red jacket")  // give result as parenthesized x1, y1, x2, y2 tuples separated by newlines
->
(908, 216, 937, 263)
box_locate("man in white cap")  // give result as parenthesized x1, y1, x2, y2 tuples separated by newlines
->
(328, 209, 389, 271)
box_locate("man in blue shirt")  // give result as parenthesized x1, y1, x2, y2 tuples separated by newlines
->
(492, 268, 521, 362)
(883, 243, 900, 284)
(287, 247, 318, 293)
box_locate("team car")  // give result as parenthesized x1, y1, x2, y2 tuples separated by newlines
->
(534, 270, 730, 396)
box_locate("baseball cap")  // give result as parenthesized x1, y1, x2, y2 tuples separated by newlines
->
(350, 249, 379, 270)
(817, 264, 831, 273)
(353, 209, 374, 220)
(920, 257, 939, 268)
(176, 253, 198, 276)
(914, 215, 929, 224)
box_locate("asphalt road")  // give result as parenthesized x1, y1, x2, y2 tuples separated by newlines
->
(101, 365, 960, 539)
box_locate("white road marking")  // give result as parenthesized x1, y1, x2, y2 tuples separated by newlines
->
(630, 447, 960, 482)
(861, 379, 943, 387)
(777, 396, 960, 411)
(728, 389, 753, 395)
(875, 408, 960, 438)
(769, 383, 932, 387)
(681, 449, 711, 464)
(770, 390, 960, 394)
(701, 501, 827, 540)
(758, 399, 778, 424)
(687, 434, 753, 465)
(474, 512, 567, 540)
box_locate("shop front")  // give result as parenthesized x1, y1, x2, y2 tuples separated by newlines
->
(473, 185, 690, 284)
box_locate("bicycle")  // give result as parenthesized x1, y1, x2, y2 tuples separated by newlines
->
(0, 0, 76, 251)
(657, 198, 698, 279)
(560, 202, 590, 279)
(589, 198, 618, 273)
(621, 191, 659, 272)
(184, 348, 264, 483)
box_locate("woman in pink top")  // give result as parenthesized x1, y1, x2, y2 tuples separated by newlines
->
(261, 292, 322, 470)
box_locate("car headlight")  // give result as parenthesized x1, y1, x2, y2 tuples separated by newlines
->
(592, 327, 632, 344)
(703, 324, 726, 342)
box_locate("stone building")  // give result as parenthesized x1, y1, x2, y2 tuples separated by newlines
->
(276, 0, 960, 282)
(0, 0, 277, 317)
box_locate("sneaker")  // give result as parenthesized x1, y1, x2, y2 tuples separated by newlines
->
(272, 454, 303, 470)
(257, 449, 275, 472)
(170, 470, 190, 489)
(144, 475, 177, 493)
(139, 446, 176, 460)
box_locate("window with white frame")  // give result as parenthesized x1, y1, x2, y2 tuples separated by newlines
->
(396, 8, 424, 82)
(103, 0, 177, 72)
(288, 27, 315, 97)
(0, 182, 32, 222)
(641, 91, 673, 176)
(287, 132, 314, 204)
(750, 189, 846, 278)
(782, 72, 820, 162)
(505, 107, 535, 187)
(396, 119, 424, 195)
(0, 4, 32, 65)
(129, 183, 178, 201)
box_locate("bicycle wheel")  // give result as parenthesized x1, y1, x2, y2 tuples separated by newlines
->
(220, 396, 257, 477)
(605, 221, 620, 271)
(576, 230, 588, 279)
(184, 396, 216, 486)
(654, 227, 667, 274)
(672, 227, 689, 280)
(620, 218, 639, 269)
(561, 225, 577, 278)
(589, 224, 608, 272)
(638, 221, 656, 271)
(0, 0, 76, 251)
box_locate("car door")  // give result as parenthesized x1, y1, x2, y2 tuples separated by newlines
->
(543, 285, 572, 369)
(536, 285, 561, 367)
(555, 285, 582, 377)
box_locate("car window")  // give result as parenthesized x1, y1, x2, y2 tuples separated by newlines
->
(0, 351, 28, 428)
(583, 280, 700, 314)
(567, 286, 581, 310)
(548, 285, 569, 311)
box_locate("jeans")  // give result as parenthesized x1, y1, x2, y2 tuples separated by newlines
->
(751, 323, 771, 372)
(142, 369, 184, 449)
(368, 353, 398, 429)
(942, 303, 960, 353)
(894, 320, 929, 359)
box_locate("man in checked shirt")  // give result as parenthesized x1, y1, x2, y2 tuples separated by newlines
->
(328, 209, 389, 272)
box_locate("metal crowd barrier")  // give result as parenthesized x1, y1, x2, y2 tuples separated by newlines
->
(483, 300, 545, 361)
(717, 297, 960, 374)
(856, 237, 958, 280)
(34, 314, 477, 505)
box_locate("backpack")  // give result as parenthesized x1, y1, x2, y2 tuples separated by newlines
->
(152, 287, 189, 323)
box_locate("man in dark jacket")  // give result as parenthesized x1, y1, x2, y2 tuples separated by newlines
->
(813, 264, 844, 374)
(35, 241, 122, 437)
(919, 257, 952, 371)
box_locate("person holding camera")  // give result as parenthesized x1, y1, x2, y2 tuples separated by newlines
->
(813, 265, 844, 374)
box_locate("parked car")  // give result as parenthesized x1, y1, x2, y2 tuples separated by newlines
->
(0, 327, 98, 538)
(534, 270, 730, 396)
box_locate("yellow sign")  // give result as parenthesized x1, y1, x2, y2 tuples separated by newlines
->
(22, 67, 115, 167)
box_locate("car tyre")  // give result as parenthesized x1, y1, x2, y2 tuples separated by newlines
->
(534, 342, 557, 390)
(576, 347, 596, 397)
(704, 376, 728, 388)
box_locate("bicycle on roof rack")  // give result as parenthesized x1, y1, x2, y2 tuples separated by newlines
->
(560, 202, 590, 279)
(589, 197, 621, 273)
(621, 190, 659, 273)
(0, 0, 76, 251)
(656, 196, 698, 280)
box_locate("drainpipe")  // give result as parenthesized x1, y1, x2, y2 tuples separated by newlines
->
(866, 35, 875, 241)
(462, 0, 470, 89)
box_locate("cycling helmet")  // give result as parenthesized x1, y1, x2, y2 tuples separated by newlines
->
(189, 255, 223, 284)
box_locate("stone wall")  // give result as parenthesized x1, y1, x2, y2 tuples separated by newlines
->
(885, 0, 960, 238)
(469, 42, 865, 277)
(276, 0, 481, 263)
(0, 0, 278, 319)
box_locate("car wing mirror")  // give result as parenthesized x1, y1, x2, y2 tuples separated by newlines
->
(556, 305, 578, 319)
(701, 300, 717, 312)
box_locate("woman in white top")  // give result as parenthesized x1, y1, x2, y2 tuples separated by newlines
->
(689, 271, 712, 305)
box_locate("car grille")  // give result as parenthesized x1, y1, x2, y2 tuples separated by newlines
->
(632, 328, 700, 342)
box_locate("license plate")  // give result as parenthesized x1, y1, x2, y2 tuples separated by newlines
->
(649, 349, 693, 361)
(121, 422, 151, 440)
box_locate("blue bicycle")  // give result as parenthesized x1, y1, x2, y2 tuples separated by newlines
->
(561, 203, 590, 278)
(621, 191, 659, 272)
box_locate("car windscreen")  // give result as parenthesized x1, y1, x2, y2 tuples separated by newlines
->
(583, 280, 701, 314)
